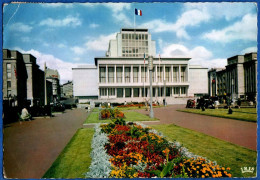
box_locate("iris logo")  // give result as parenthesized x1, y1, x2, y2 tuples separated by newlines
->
(241, 167, 254, 173)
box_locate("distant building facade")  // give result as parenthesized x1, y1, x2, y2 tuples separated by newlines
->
(208, 68, 225, 97)
(61, 81, 73, 98)
(208, 52, 257, 101)
(73, 28, 208, 104)
(46, 68, 61, 102)
(3, 49, 28, 107)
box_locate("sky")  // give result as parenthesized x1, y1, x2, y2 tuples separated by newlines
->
(3, 2, 257, 84)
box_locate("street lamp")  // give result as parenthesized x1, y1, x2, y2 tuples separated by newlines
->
(148, 55, 154, 118)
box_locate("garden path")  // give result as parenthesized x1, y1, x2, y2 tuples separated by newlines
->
(135, 105, 257, 151)
(3, 108, 89, 179)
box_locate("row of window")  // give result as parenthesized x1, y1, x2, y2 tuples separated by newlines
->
(99, 87, 186, 98)
(99, 66, 186, 83)
(122, 33, 148, 40)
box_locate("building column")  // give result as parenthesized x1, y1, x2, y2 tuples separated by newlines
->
(131, 65, 133, 83)
(123, 88, 125, 98)
(106, 65, 108, 83)
(107, 88, 109, 98)
(131, 88, 133, 98)
(139, 65, 141, 83)
(139, 87, 142, 97)
(178, 65, 181, 83)
(115, 88, 117, 97)
(171, 65, 173, 83)
(163, 65, 166, 82)
(155, 65, 158, 83)
(122, 65, 125, 83)
(114, 64, 116, 83)
(179, 87, 182, 96)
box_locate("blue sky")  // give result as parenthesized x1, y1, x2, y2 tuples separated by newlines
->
(3, 2, 257, 83)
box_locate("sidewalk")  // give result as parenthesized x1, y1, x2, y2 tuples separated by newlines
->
(135, 105, 257, 151)
(3, 108, 89, 179)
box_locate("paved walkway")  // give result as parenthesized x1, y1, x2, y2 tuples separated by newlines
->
(135, 105, 257, 151)
(3, 108, 89, 179)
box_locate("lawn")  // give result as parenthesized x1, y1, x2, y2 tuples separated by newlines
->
(178, 108, 257, 122)
(152, 124, 257, 177)
(84, 111, 158, 124)
(43, 128, 94, 178)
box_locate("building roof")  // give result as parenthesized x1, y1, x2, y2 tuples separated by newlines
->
(94, 57, 191, 65)
(72, 64, 97, 70)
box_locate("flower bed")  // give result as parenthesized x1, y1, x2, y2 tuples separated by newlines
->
(86, 121, 231, 178)
(117, 103, 158, 108)
(100, 108, 125, 120)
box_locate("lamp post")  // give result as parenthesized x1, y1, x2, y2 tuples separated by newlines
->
(44, 62, 47, 105)
(148, 55, 154, 118)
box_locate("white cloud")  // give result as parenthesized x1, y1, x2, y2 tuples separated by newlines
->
(161, 43, 226, 68)
(71, 46, 86, 55)
(57, 43, 66, 48)
(9, 22, 32, 33)
(41, 3, 73, 8)
(21, 37, 30, 42)
(18, 49, 81, 84)
(241, 47, 257, 54)
(103, 3, 132, 27)
(184, 2, 256, 21)
(141, 9, 210, 39)
(73, 57, 81, 61)
(85, 33, 116, 51)
(39, 15, 82, 27)
(203, 14, 257, 43)
(89, 23, 99, 28)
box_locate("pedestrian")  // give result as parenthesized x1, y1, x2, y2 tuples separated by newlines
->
(20, 107, 31, 121)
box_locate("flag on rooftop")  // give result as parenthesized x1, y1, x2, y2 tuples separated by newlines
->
(135, 8, 142, 16)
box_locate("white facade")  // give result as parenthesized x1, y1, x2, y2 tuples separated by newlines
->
(72, 28, 209, 104)
(72, 65, 98, 100)
(189, 65, 208, 96)
(107, 28, 156, 57)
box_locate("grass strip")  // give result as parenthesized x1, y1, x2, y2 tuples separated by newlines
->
(84, 111, 158, 124)
(43, 128, 94, 178)
(151, 124, 257, 177)
(177, 108, 256, 122)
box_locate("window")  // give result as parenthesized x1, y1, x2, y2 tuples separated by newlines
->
(166, 87, 171, 97)
(116, 67, 122, 83)
(165, 67, 171, 82)
(108, 88, 115, 96)
(125, 67, 131, 83)
(99, 67, 106, 83)
(173, 87, 179, 95)
(100, 88, 107, 96)
(142, 88, 148, 97)
(117, 88, 123, 98)
(141, 67, 147, 82)
(7, 81, 11, 88)
(133, 67, 139, 82)
(173, 67, 178, 82)
(181, 87, 186, 95)
(125, 88, 131, 97)
(153, 88, 156, 97)
(133, 88, 139, 97)
(7, 63, 11, 70)
(181, 67, 186, 82)
(108, 67, 114, 83)
(157, 67, 163, 82)
(7, 90, 12, 97)
(7, 72, 11, 79)
(158, 87, 163, 97)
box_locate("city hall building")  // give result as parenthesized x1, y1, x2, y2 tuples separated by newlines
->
(73, 28, 208, 104)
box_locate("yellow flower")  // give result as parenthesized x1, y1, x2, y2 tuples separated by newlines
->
(202, 175, 205, 178)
